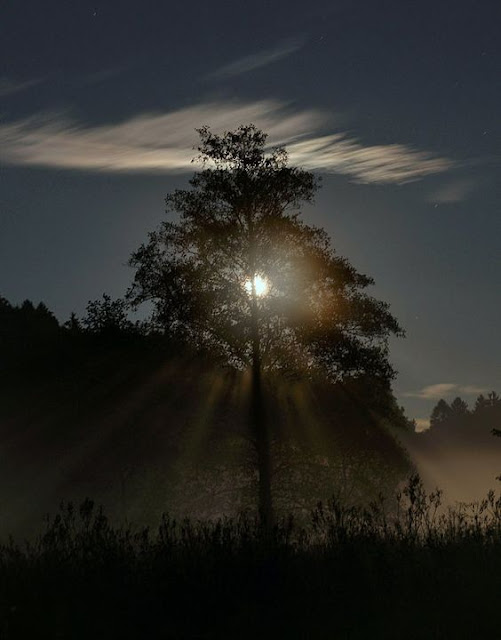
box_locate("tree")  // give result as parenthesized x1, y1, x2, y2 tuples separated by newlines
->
(490, 393, 501, 480)
(83, 294, 137, 340)
(450, 396, 469, 417)
(486, 391, 501, 408)
(63, 312, 83, 335)
(447, 396, 470, 428)
(429, 399, 452, 430)
(483, 392, 501, 439)
(476, 391, 501, 414)
(128, 124, 404, 527)
(474, 394, 488, 415)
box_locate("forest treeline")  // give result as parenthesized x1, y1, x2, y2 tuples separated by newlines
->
(415, 393, 501, 449)
(0, 293, 145, 365)
(4, 292, 498, 437)
(429, 392, 501, 431)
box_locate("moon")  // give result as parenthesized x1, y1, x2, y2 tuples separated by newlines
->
(244, 275, 269, 297)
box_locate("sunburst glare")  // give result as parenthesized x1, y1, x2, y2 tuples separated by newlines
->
(244, 275, 269, 297)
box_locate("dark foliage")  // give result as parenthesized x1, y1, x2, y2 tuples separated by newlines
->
(0, 294, 145, 384)
(82, 293, 140, 340)
(128, 124, 403, 383)
(425, 391, 501, 444)
(1, 480, 501, 638)
(127, 124, 405, 526)
(0, 296, 60, 372)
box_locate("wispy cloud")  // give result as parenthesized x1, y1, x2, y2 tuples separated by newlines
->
(0, 76, 44, 97)
(404, 383, 488, 399)
(0, 100, 454, 183)
(287, 134, 453, 184)
(205, 37, 306, 80)
(428, 178, 476, 204)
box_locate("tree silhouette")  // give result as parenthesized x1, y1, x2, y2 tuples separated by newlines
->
(450, 396, 469, 417)
(424, 391, 501, 477)
(429, 399, 453, 431)
(128, 124, 403, 527)
(83, 294, 137, 341)
(477, 391, 501, 415)
(486, 393, 501, 440)
(0, 296, 61, 374)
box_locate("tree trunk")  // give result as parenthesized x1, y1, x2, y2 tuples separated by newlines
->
(250, 284, 274, 530)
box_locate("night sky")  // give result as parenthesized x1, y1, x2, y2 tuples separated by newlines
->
(1, 0, 500, 428)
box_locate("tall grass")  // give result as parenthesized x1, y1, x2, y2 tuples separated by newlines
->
(1, 476, 501, 638)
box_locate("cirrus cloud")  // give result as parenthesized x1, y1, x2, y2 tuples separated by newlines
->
(0, 100, 454, 184)
(205, 37, 307, 80)
(0, 76, 44, 97)
(428, 178, 476, 204)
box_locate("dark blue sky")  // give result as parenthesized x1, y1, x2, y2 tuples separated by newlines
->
(1, 0, 500, 427)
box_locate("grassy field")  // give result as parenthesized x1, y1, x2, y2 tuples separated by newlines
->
(1, 477, 500, 639)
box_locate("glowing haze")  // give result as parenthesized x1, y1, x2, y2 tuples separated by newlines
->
(245, 275, 269, 298)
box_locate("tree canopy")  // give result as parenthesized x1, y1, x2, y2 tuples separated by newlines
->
(128, 125, 403, 384)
